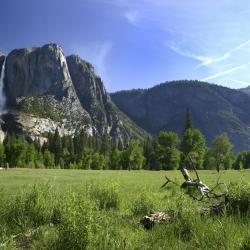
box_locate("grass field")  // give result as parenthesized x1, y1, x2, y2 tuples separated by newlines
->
(0, 169, 250, 249)
(1, 169, 250, 196)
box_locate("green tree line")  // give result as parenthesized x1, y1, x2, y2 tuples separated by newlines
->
(0, 110, 249, 170)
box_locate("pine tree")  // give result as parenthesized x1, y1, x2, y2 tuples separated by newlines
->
(180, 110, 206, 169)
(53, 128, 62, 166)
(184, 108, 193, 131)
(100, 134, 111, 156)
(0, 143, 6, 167)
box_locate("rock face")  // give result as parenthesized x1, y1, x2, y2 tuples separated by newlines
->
(111, 81, 250, 151)
(0, 44, 147, 143)
(0, 52, 5, 73)
(5, 44, 76, 103)
(67, 55, 113, 134)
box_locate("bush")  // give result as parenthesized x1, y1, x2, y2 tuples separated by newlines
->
(227, 182, 250, 216)
(241, 236, 250, 250)
(56, 192, 96, 250)
(3, 183, 57, 230)
(87, 182, 121, 210)
(131, 192, 156, 216)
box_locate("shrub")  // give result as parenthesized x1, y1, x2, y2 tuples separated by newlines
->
(131, 192, 156, 216)
(3, 183, 56, 230)
(173, 214, 194, 242)
(56, 192, 95, 250)
(87, 182, 121, 210)
(241, 236, 250, 250)
(227, 182, 250, 216)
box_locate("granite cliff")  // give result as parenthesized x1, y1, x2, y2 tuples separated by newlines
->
(0, 44, 147, 144)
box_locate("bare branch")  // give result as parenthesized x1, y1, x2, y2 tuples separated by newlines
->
(161, 176, 178, 188)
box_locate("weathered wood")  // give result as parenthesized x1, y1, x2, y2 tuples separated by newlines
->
(140, 210, 174, 229)
(180, 167, 192, 182)
(200, 203, 225, 216)
(161, 176, 178, 188)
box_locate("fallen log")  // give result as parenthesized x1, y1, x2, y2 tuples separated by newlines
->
(140, 203, 226, 229)
(140, 210, 174, 229)
(200, 203, 225, 216)
(143, 155, 228, 230)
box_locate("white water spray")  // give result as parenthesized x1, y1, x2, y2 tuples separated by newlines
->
(0, 58, 6, 114)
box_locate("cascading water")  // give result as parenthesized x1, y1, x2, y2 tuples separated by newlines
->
(0, 58, 6, 114)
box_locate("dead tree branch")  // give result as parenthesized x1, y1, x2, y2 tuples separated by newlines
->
(160, 176, 178, 188)
(140, 210, 174, 229)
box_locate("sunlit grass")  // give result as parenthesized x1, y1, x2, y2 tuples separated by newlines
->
(0, 169, 249, 249)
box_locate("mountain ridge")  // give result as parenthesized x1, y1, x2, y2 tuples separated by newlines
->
(111, 80, 250, 151)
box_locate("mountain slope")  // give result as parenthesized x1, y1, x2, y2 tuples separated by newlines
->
(239, 86, 250, 95)
(111, 80, 250, 151)
(0, 44, 148, 144)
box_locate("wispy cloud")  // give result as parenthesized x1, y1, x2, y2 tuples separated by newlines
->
(103, 0, 250, 89)
(72, 42, 112, 75)
(167, 43, 210, 63)
(70, 41, 112, 87)
(124, 10, 140, 25)
(92, 42, 112, 76)
(196, 39, 250, 68)
(168, 39, 250, 69)
(229, 79, 250, 87)
(201, 63, 250, 81)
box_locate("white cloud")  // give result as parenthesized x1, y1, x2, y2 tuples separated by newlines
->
(124, 10, 140, 25)
(104, 0, 250, 88)
(92, 42, 112, 76)
(71, 42, 112, 75)
(70, 41, 112, 88)
(167, 43, 211, 64)
(196, 39, 250, 68)
(229, 79, 250, 87)
(201, 63, 250, 82)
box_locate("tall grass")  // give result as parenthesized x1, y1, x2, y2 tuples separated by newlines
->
(0, 177, 250, 249)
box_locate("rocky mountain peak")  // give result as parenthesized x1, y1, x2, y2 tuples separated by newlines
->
(0, 43, 147, 144)
(4, 43, 77, 105)
(66, 54, 108, 114)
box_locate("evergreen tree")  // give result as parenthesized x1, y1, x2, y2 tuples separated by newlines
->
(110, 148, 122, 170)
(143, 137, 155, 169)
(53, 128, 63, 166)
(43, 150, 55, 168)
(180, 128, 206, 169)
(26, 144, 36, 168)
(184, 108, 193, 131)
(233, 151, 250, 170)
(180, 110, 206, 169)
(100, 134, 111, 156)
(0, 143, 6, 167)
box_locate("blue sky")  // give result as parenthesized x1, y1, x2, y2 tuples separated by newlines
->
(1, 0, 250, 92)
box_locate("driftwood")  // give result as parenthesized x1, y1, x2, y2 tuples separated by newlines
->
(140, 210, 174, 229)
(140, 203, 225, 230)
(200, 203, 225, 216)
(161, 155, 228, 201)
(140, 156, 228, 229)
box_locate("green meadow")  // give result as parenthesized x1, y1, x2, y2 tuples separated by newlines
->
(0, 169, 250, 249)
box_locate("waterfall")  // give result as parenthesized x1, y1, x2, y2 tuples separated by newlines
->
(0, 58, 6, 114)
